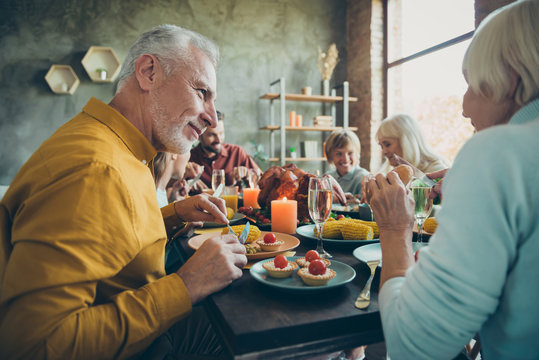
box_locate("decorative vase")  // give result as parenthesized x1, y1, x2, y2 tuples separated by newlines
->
(98, 69, 107, 80)
(322, 79, 330, 96)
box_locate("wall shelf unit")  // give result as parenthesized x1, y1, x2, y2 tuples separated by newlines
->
(260, 77, 358, 166)
(81, 46, 121, 83)
(44, 65, 80, 95)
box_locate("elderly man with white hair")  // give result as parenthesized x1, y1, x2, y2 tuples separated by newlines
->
(0, 25, 247, 359)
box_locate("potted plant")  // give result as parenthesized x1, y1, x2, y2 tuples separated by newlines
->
(96, 68, 107, 80)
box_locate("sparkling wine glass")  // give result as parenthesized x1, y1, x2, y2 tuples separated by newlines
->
(211, 169, 225, 192)
(409, 178, 434, 246)
(308, 176, 333, 258)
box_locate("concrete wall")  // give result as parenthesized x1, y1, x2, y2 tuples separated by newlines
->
(0, 0, 347, 184)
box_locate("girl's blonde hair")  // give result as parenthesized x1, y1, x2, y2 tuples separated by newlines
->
(376, 114, 450, 173)
(325, 129, 361, 166)
(153, 152, 172, 185)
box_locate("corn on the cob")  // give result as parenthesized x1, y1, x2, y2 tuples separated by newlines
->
(341, 221, 374, 240)
(221, 224, 261, 244)
(313, 218, 342, 239)
(356, 220, 379, 238)
(423, 217, 438, 234)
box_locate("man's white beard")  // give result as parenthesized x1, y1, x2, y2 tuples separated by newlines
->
(150, 95, 192, 154)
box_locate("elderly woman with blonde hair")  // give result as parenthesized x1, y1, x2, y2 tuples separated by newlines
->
(376, 113, 450, 174)
(367, 1, 539, 359)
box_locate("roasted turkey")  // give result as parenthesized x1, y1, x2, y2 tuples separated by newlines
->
(257, 164, 346, 222)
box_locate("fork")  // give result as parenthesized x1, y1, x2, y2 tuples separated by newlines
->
(355, 260, 380, 309)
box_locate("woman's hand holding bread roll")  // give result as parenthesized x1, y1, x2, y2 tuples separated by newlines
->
(360, 164, 412, 204)
(393, 164, 413, 186)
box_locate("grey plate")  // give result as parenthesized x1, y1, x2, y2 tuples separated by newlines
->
(250, 256, 356, 292)
(203, 212, 245, 228)
(353, 242, 425, 267)
(296, 224, 379, 246)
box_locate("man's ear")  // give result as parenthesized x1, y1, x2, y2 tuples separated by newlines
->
(135, 54, 160, 91)
(171, 153, 178, 160)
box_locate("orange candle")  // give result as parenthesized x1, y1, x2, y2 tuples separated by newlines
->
(243, 188, 261, 209)
(289, 111, 296, 127)
(296, 114, 303, 127)
(271, 197, 297, 234)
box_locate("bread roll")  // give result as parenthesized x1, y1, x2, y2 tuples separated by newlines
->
(394, 164, 413, 185)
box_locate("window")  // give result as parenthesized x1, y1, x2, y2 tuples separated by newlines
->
(386, 0, 475, 162)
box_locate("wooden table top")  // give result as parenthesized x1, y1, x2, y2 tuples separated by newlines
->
(172, 227, 385, 360)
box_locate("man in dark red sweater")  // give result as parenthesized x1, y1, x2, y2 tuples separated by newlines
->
(189, 111, 260, 189)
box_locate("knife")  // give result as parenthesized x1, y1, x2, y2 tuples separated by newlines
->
(411, 167, 437, 187)
(238, 221, 250, 245)
(186, 171, 203, 187)
(213, 183, 224, 198)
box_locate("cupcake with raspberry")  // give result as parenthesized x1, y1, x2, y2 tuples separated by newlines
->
(296, 250, 331, 268)
(262, 255, 298, 278)
(257, 232, 284, 252)
(298, 259, 336, 286)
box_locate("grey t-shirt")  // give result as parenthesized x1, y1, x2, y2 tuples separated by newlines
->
(326, 165, 370, 195)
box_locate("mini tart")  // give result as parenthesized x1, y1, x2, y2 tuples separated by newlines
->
(256, 239, 284, 252)
(297, 267, 337, 286)
(296, 257, 331, 268)
(262, 260, 298, 278)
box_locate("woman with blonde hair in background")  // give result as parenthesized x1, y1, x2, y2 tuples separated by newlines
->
(153, 152, 203, 207)
(376, 113, 450, 175)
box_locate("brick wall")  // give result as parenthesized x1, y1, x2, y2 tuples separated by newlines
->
(346, 0, 384, 171)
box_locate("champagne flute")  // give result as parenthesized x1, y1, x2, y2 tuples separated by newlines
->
(212, 169, 225, 193)
(409, 178, 434, 246)
(308, 176, 333, 258)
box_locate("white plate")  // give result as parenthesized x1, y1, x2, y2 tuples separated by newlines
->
(353, 242, 425, 267)
(296, 224, 379, 246)
(250, 256, 356, 292)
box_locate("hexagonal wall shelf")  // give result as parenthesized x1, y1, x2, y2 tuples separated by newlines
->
(45, 65, 80, 95)
(81, 46, 121, 83)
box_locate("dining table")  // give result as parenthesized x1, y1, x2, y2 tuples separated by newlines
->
(167, 219, 389, 360)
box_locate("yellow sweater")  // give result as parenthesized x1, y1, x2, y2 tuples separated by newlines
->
(0, 98, 191, 359)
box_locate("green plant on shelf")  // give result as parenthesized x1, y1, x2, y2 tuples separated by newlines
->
(96, 68, 108, 80)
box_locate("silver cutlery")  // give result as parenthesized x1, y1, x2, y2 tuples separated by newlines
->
(238, 221, 250, 244)
(355, 260, 380, 309)
(186, 171, 203, 187)
(226, 221, 250, 245)
(213, 183, 224, 198)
